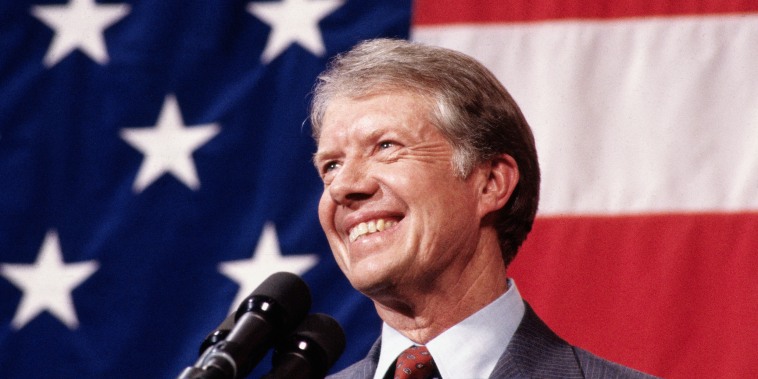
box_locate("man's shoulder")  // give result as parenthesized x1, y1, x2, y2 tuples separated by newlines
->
(327, 303, 659, 379)
(497, 302, 658, 378)
(326, 358, 376, 379)
(573, 346, 659, 379)
(326, 338, 381, 379)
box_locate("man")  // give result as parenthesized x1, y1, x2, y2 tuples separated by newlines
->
(311, 39, 655, 379)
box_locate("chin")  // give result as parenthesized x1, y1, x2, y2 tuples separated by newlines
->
(344, 264, 395, 296)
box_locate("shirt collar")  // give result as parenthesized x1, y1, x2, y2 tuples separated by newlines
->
(372, 279, 525, 379)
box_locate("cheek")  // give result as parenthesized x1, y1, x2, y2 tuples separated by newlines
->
(422, 183, 481, 236)
(318, 191, 350, 265)
(317, 192, 334, 231)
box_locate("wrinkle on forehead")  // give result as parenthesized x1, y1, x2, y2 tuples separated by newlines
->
(316, 93, 434, 148)
(317, 90, 435, 134)
(312, 92, 456, 179)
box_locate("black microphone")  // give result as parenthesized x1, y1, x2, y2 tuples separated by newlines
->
(198, 312, 236, 356)
(262, 313, 346, 379)
(178, 272, 312, 379)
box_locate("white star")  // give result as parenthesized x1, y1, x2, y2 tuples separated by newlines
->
(31, 0, 130, 67)
(120, 95, 220, 193)
(0, 230, 99, 330)
(219, 223, 319, 312)
(247, 0, 344, 63)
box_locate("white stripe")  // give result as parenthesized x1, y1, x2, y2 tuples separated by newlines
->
(413, 14, 758, 215)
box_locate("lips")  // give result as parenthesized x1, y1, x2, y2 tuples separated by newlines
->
(348, 218, 398, 242)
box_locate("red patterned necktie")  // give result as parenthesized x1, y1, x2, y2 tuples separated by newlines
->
(393, 345, 437, 379)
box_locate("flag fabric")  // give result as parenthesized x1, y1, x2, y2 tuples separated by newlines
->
(1, 1, 756, 379)
(413, 1, 758, 377)
(1, 1, 410, 377)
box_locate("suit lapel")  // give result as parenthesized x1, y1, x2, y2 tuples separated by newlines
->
(328, 337, 382, 379)
(332, 303, 587, 379)
(489, 302, 584, 378)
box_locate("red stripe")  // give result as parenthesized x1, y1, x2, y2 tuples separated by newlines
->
(510, 212, 758, 378)
(413, 0, 758, 25)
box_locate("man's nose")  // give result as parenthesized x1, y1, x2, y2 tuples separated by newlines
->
(328, 160, 377, 206)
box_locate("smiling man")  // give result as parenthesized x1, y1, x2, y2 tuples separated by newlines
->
(311, 39, 655, 379)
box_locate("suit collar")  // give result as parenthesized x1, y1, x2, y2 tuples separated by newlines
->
(490, 302, 584, 378)
(328, 302, 585, 379)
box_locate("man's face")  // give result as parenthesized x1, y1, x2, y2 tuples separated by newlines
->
(314, 92, 486, 297)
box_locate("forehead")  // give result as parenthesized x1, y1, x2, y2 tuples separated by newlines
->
(316, 92, 435, 147)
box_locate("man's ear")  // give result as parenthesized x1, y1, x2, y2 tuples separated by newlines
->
(477, 154, 519, 218)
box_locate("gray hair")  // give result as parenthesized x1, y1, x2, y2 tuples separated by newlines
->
(310, 38, 540, 266)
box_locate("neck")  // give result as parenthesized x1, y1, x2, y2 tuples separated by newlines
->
(372, 238, 509, 344)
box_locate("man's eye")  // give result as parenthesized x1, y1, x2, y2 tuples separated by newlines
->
(379, 141, 395, 149)
(323, 161, 340, 173)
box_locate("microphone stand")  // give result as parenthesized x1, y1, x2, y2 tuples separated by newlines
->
(177, 341, 238, 379)
(175, 272, 315, 379)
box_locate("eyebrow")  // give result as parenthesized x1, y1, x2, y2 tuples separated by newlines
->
(311, 127, 392, 169)
(312, 150, 333, 169)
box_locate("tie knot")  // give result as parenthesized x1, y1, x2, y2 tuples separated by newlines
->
(393, 345, 437, 379)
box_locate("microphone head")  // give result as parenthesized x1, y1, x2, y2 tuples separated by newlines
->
(270, 313, 346, 378)
(236, 272, 312, 332)
(198, 312, 236, 355)
(291, 313, 346, 368)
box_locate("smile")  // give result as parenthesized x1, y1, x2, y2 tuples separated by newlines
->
(348, 219, 397, 242)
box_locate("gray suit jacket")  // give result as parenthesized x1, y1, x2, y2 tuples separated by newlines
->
(327, 303, 657, 378)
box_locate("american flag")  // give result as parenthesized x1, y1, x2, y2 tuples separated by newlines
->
(1, 1, 756, 378)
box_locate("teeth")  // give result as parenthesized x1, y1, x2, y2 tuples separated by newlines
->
(349, 219, 396, 242)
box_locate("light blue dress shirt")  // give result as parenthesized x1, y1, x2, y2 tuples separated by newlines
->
(372, 279, 525, 379)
